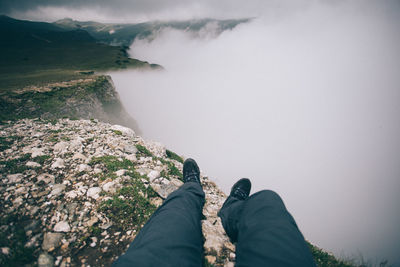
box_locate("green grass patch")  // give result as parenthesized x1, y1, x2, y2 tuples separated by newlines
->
(0, 153, 31, 173)
(89, 226, 102, 237)
(166, 161, 183, 179)
(32, 155, 51, 165)
(98, 178, 156, 230)
(0, 136, 22, 151)
(166, 149, 184, 163)
(113, 130, 122, 135)
(136, 144, 152, 157)
(308, 242, 354, 267)
(89, 155, 134, 172)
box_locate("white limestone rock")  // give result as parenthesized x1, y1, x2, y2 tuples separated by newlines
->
(147, 170, 160, 181)
(54, 221, 70, 232)
(26, 161, 41, 167)
(51, 158, 65, 169)
(111, 125, 135, 138)
(87, 187, 102, 199)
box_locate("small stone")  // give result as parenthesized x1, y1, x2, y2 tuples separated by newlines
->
(115, 169, 126, 176)
(15, 186, 28, 194)
(150, 197, 163, 207)
(13, 197, 23, 206)
(51, 158, 65, 169)
(26, 161, 41, 167)
(1, 247, 10, 255)
(72, 152, 87, 161)
(125, 154, 136, 161)
(37, 173, 55, 184)
(87, 187, 101, 199)
(66, 202, 78, 215)
(30, 206, 40, 215)
(31, 147, 45, 158)
(78, 164, 91, 172)
(205, 255, 216, 264)
(111, 125, 135, 137)
(7, 173, 23, 183)
(102, 181, 116, 193)
(147, 170, 160, 181)
(53, 141, 69, 153)
(225, 262, 235, 267)
(124, 145, 138, 154)
(55, 256, 63, 266)
(65, 191, 78, 199)
(42, 232, 64, 251)
(38, 252, 54, 267)
(54, 221, 70, 232)
(85, 217, 99, 227)
(50, 184, 66, 197)
(61, 242, 69, 250)
(151, 181, 177, 199)
(90, 237, 97, 247)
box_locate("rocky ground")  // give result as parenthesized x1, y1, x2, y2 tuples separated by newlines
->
(0, 118, 234, 267)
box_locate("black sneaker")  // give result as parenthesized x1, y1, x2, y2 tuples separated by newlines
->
(230, 178, 251, 200)
(183, 158, 201, 184)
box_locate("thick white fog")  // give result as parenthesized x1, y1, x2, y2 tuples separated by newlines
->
(110, 2, 400, 264)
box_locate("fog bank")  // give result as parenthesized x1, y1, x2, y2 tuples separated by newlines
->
(110, 2, 400, 264)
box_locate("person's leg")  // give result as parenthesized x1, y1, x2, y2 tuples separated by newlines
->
(113, 182, 205, 267)
(217, 195, 245, 243)
(219, 183, 316, 267)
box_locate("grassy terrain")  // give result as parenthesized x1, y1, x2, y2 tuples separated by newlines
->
(55, 17, 251, 46)
(0, 76, 106, 121)
(0, 15, 159, 92)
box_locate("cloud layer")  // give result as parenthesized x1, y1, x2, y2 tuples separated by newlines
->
(4, 0, 399, 23)
(110, 1, 400, 264)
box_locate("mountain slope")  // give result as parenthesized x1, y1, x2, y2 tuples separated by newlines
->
(54, 18, 251, 46)
(0, 16, 159, 92)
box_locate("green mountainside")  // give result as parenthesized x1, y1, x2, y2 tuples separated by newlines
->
(54, 18, 251, 46)
(0, 15, 159, 92)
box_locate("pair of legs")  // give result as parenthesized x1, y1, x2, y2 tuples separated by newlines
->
(113, 159, 316, 267)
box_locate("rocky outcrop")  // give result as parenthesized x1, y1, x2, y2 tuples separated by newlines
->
(0, 118, 234, 267)
(0, 76, 142, 135)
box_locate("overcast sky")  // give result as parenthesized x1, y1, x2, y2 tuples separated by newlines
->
(1, 0, 399, 23)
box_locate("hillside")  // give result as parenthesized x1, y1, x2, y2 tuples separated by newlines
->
(54, 18, 251, 46)
(0, 75, 141, 134)
(0, 16, 159, 92)
(0, 118, 235, 266)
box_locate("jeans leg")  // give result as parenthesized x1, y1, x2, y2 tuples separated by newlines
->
(219, 190, 316, 267)
(217, 195, 245, 243)
(113, 182, 205, 267)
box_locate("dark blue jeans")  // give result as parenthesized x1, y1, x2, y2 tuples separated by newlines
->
(218, 190, 316, 267)
(113, 184, 315, 267)
(113, 182, 205, 267)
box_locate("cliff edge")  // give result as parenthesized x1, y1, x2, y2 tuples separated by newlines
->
(0, 118, 233, 266)
(0, 75, 142, 135)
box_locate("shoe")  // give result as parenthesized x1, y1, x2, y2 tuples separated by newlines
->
(230, 178, 251, 200)
(183, 158, 201, 184)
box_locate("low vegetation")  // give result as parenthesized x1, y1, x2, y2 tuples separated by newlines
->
(166, 149, 184, 163)
(135, 144, 153, 157)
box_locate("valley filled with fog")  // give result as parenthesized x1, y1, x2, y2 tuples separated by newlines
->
(110, 2, 400, 264)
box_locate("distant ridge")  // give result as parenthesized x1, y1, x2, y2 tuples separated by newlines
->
(54, 17, 251, 46)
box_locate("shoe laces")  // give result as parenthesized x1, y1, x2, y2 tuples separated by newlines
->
(233, 188, 247, 200)
(185, 171, 199, 183)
